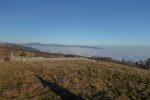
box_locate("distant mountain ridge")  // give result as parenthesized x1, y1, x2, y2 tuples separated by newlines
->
(24, 43, 104, 50)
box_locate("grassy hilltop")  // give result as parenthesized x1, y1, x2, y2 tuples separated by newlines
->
(0, 43, 150, 100)
(0, 60, 150, 100)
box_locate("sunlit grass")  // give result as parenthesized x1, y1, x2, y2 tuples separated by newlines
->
(0, 60, 150, 100)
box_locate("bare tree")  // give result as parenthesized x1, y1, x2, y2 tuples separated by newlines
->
(145, 58, 150, 69)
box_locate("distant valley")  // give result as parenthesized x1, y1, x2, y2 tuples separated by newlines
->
(24, 43, 150, 61)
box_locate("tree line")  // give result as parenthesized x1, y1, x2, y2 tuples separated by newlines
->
(89, 56, 150, 70)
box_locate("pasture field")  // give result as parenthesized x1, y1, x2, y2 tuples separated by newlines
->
(0, 59, 150, 100)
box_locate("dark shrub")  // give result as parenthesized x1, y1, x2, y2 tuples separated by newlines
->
(4, 57, 10, 62)
(20, 51, 26, 57)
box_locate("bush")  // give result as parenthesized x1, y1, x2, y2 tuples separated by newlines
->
(20, 51, 26, 57)
(90, 56, 112, 62)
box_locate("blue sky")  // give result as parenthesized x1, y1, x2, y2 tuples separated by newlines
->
(0, 0, 150, 45)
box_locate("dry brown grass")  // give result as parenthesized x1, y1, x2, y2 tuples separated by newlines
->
(0, 59, 150, 100)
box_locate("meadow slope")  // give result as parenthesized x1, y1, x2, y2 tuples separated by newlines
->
(0, 60, 150, 100)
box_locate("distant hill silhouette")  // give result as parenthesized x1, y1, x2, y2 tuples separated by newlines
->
(24, 43, 104, 50)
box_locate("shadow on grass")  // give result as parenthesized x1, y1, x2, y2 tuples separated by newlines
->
(35, 75, 84, 100)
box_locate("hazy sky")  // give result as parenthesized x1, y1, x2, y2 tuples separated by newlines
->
(0, 0, 150, 45)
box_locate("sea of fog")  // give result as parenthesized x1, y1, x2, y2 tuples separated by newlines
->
(26, 45, 150, 61)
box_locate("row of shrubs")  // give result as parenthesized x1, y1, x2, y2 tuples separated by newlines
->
(3, 50, 150, 70)
(89, 56, 150, 70)
(23, 51, 83, 58)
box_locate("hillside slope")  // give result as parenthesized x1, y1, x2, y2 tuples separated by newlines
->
(0, 43, 39, 57)
(0, 60, 149, 100)
(0, 43, 74, 58)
